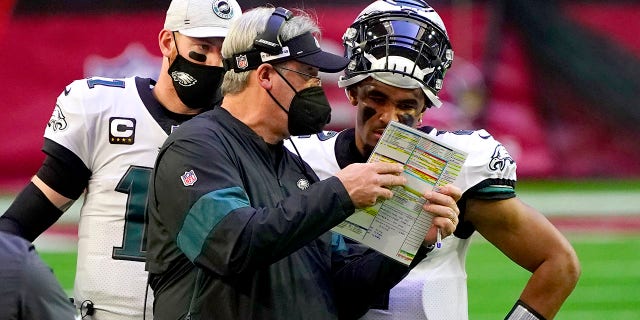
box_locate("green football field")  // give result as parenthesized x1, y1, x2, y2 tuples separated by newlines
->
(40, 232, 640, 319)
(466, 234, 640, 319)
(11, 179, 640, 318)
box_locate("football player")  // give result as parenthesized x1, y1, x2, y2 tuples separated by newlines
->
(0, 0, 242, 319)
(286, 1, 580, 319)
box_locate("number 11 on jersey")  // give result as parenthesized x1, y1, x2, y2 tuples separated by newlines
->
(113, 166, 152, 261)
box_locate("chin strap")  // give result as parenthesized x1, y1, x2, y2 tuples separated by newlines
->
(505, 300, 546, 320)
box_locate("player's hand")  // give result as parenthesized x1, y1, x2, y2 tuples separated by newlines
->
(335, 162, 406, 208)
(422, 184, 462, 246)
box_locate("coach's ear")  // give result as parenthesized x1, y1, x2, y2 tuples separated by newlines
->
(256, 64, 274, 90)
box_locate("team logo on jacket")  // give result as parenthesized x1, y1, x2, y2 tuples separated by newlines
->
(47, 105, 68, 131)
(109, 117, 136, 145)
(296, 178, 310, 190)
(181, 170, 198, 186)
(170, 71, 197, 87)
(489, 144, 515, 171)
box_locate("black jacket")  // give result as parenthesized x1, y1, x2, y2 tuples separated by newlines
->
(145, 108, 422, 320)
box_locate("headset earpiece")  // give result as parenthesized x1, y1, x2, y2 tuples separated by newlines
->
(253, 7, 293, 55)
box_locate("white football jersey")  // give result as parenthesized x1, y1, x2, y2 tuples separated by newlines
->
(44, 77, 169, 319)
(286, 127, 517, 320)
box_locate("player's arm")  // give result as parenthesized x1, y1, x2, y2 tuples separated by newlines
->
(31, 176, 74, 210)
(0, 141, 90, 241)
(466, 197, 581, 319)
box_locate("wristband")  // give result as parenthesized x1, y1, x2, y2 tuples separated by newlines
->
(505, 300, 546, 320)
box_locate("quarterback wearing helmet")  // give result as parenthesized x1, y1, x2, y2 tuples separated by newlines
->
(286, 1, 580, 319)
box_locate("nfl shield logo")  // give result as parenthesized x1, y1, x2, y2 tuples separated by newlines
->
(181, 170, 198, 186)
(236, 55, 248, 69)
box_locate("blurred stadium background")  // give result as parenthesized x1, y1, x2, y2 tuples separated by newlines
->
(1, 0, 639, 318)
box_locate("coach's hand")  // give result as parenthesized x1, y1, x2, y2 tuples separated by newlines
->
(335, 162, 406, 208)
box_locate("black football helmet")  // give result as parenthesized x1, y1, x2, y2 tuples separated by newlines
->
(339, 0, 454, 108)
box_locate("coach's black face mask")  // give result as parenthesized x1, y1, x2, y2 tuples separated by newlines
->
(267, 69, 332, 136)
(168, 39, 225, 110)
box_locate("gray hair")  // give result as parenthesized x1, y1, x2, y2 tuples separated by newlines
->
(221, 6, 321, 95)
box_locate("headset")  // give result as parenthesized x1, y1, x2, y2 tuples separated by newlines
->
(253, 7, 293, 55)
(223, 7, 295, 71)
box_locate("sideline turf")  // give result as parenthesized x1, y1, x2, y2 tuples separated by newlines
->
(467, 234, 640, 319)
(40, 234, 640, 319)
(39, 251, 77, 294)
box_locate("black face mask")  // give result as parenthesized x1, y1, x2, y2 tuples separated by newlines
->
(268, 70, 332, 136)
(168, 48, 225, 110)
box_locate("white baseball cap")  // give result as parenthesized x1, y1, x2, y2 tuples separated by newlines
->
(164, 0, 242, 38)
